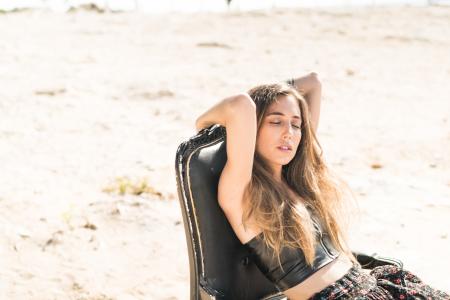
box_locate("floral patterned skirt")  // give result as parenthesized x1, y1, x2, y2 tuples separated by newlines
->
(310, 263, 450, 300)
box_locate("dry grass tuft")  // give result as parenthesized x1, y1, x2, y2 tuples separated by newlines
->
(102, 176, 164, 199)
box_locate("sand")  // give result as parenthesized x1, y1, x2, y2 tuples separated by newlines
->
(0, 5, 449, 299)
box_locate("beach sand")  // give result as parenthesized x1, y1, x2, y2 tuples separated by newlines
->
(0, 5, 449, 299)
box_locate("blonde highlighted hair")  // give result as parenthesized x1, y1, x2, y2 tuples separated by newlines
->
(243, 83, 358, 266)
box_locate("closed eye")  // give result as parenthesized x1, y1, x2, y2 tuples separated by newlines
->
(269, 121, 301, 129)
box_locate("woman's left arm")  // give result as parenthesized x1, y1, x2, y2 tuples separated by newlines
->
(288, 72, 322, 133)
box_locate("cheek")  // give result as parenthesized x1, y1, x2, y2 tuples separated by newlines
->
(292, 133, 302, 150)
(256, 128, 274, 151)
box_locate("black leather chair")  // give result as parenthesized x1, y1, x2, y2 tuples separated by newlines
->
(175, 125, 402, 300)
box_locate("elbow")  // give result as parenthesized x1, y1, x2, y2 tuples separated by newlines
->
(194, 117, 203, 132)
(195, 117, 203, 132)
(309, 72, 322, 90)
(227, 93, 256, 117)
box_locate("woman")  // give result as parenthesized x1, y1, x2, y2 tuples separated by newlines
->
(195, 73, 449, 299)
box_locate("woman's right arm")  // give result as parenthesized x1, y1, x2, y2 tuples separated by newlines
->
(195, 93, 246, 132)
(196, 93, 257, 241)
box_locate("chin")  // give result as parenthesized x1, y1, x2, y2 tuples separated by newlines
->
(264, 154, 294, 167)
(277, 159, 293, 166)
(281, 155, 295, 163)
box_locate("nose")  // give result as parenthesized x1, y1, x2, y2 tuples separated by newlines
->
(282, 123, 295, 140)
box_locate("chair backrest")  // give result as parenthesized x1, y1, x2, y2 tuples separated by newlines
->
(175, 125, 285, 300)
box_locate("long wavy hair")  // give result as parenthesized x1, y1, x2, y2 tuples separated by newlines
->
(242, 83, 358, 266)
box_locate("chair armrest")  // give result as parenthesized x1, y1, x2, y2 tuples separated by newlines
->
(353, 252, 403, 269)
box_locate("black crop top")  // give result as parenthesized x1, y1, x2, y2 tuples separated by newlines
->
(244, 213, 340, 292)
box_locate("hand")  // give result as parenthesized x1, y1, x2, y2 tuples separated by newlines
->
(290, 72, 322, 96)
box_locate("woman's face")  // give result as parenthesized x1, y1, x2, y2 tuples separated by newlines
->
(256, 94, 302, 173)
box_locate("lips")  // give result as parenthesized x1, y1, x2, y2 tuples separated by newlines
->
(277, 145, 292, 151)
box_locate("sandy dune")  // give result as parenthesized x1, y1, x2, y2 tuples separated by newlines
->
(0, 5, 449, 299)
